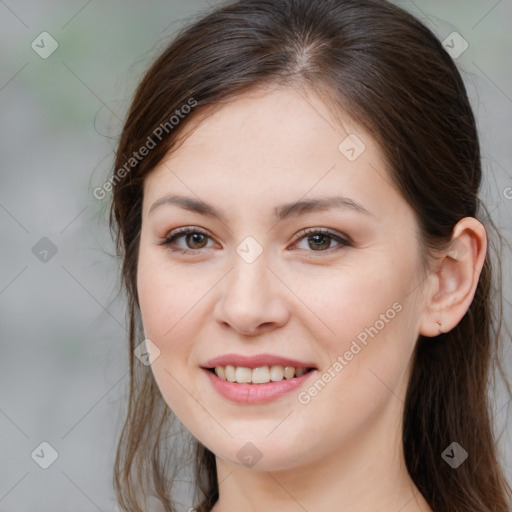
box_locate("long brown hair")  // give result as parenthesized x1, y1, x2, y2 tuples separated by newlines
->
(109, 1, 512, 510)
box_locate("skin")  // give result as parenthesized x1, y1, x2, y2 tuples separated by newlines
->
(136, 84, 487, 512)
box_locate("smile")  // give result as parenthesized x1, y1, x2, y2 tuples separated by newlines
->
(210, 365, 315, 384)
(202, 366, 318, 404)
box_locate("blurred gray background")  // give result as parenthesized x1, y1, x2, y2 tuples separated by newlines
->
(1, 1, 511, 511)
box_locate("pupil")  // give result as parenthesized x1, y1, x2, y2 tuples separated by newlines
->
(310, 234, 329, 250)
(188, 233, 206, 248)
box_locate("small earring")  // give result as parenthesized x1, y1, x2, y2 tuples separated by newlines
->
(436, 320, 442, 334)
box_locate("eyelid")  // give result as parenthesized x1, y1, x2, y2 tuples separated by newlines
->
(291, 227, 351, 245)
(158, 226, 217, 248)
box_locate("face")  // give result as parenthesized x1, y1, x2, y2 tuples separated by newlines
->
(137, 85, 430, 471)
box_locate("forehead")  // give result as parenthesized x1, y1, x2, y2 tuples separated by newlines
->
(142, 85, 404, 223)
(165, 85, 371, 170)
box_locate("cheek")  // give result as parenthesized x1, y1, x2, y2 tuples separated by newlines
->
(136, 247, 193, 387)
(136, 247, 219, 394)
(308, 256, 420, 402)
(136, 244, 204, 342)
(297, 298, 417, 454)
(300, 256, 413, 350)
(137, 255, 209, 432)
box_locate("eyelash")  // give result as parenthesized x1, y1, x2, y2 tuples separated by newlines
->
(158, 226, 351, 256)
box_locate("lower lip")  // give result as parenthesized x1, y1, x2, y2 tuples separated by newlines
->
(202, 368, 317, 404)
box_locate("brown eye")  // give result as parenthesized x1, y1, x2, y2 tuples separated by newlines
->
(292, 228, 351, 253)
(159, 227, 215, 254)
(306, 233, 334, 251)
(184, 232, 208, 249)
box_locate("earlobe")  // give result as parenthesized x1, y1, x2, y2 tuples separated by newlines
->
(419, 217, 487, 338)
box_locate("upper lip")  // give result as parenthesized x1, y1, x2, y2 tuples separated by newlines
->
(202, 353, 317, 369)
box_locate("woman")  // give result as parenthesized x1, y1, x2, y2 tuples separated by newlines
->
(109, 0, 512, 510)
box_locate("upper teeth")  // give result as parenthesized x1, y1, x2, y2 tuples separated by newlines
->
(214, 365, 308, 384)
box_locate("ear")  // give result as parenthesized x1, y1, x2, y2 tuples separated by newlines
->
(419, 217, 487, 337)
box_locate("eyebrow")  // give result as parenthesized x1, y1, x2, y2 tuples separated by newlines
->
(148, 194, 373, 222)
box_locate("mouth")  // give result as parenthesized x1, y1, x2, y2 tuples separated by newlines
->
(202, 364, 318, 404)
(205, 365, 317, 385)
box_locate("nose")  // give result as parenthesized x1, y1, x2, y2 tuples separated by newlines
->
(213, 253, 290, 336)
